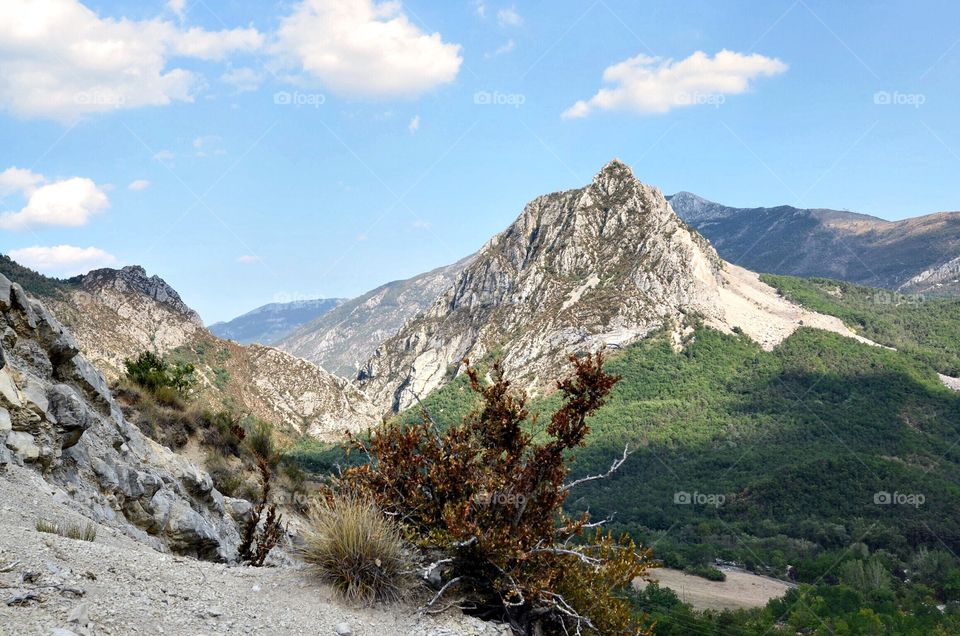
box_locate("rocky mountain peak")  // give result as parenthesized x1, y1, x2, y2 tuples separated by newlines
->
(360, 160, 727, 411)
(80, 265, 199, 321)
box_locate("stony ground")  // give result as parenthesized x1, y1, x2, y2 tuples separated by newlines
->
(0, 465, 509, 636)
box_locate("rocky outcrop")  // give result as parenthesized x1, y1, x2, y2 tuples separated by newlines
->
(360, 160, 881, 413)
(899, 254, 960, 297)
(0, 273, 239, 561)
(37, 266, 378, 438)
(80, 265, 200, 319)
(667, 192, 960, 294)
(279, 257, 474, 378)
(49, 268, 203, 378)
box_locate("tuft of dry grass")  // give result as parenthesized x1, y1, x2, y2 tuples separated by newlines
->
(36, 518, 97, 542)
(300, 496, 411, 606)
(35, 519, 58, 534)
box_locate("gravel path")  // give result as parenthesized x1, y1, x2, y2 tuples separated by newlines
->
(0, 466, 507, 636)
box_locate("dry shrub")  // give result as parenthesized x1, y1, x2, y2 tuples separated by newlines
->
(301, 495, 410, 605)
(153, 385, 185, 409)
(238, 455, 285, 566)
(36, 518, 97, 542)
(344, 353, 652, 635)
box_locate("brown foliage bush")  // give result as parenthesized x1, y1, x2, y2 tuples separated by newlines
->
(344, 353, 652, 635)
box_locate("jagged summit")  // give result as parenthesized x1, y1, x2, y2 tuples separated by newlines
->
(359, 159, 879, 413)
(79, 265, 199, 320)
(360, 160, 724, 411)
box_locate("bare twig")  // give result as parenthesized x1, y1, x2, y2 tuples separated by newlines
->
(421, 576, 467, 612)
(529, 547, 602, 567)
(563, 444, 631, 491)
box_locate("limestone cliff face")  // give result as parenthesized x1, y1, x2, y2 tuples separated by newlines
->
(0, 274, 240, 561)
(360, 160, 727, 411)
(44, 268, 377, 439)
(50, 266, 204, 377)
(360, 160, 881, 413)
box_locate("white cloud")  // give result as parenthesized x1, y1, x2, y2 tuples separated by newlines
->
(8, 245, 117, 277)
(275, 0, 463, 98)
(0, 167, 44, 197)
(497, 7, 523, 27)
(0, 168, 110, 230)
(563, 50, 787, 119)
(0, 0, 263, 122)
(167, 0, 187, 21)
(486, 39, 515, 58)
(408, 114, 420, 133)
(411, 218, 431, 229)
(236, 254, 261, 263)
(472, 0, 486, 18)
(172, 27, 262, 61)
(153, 150, 176, 162)
(221, 67, 265, 93)
(127, 179, 151, 191)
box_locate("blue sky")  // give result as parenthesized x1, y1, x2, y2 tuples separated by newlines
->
(0, 0, 958, 323)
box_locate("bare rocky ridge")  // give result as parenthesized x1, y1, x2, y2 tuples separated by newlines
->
(668, 191, 960, 295)
(360, 160, 879, 413)
(279, 257, 474, 378)
(900, 254, 960, 296)
(44, 268, 377, 439)
(0, 273, 239, 560)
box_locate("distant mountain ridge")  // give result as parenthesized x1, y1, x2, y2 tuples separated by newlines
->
(209, 297, 344, 345)
(667, 192, 960, 295)
(278, 256, 474, 378)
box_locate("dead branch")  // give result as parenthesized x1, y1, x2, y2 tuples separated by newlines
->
(563, 444, 631, 491)
(421, 576, 467, 613)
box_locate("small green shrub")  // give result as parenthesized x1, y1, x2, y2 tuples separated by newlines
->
(123, 351, 195, 395)
(684, 564, 726, 581)
(245, 418, 279, 465)
(300, 495, 410, 605)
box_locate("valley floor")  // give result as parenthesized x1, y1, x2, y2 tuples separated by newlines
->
(0, 466, 506, 636)
(634, 567, 794, 612)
